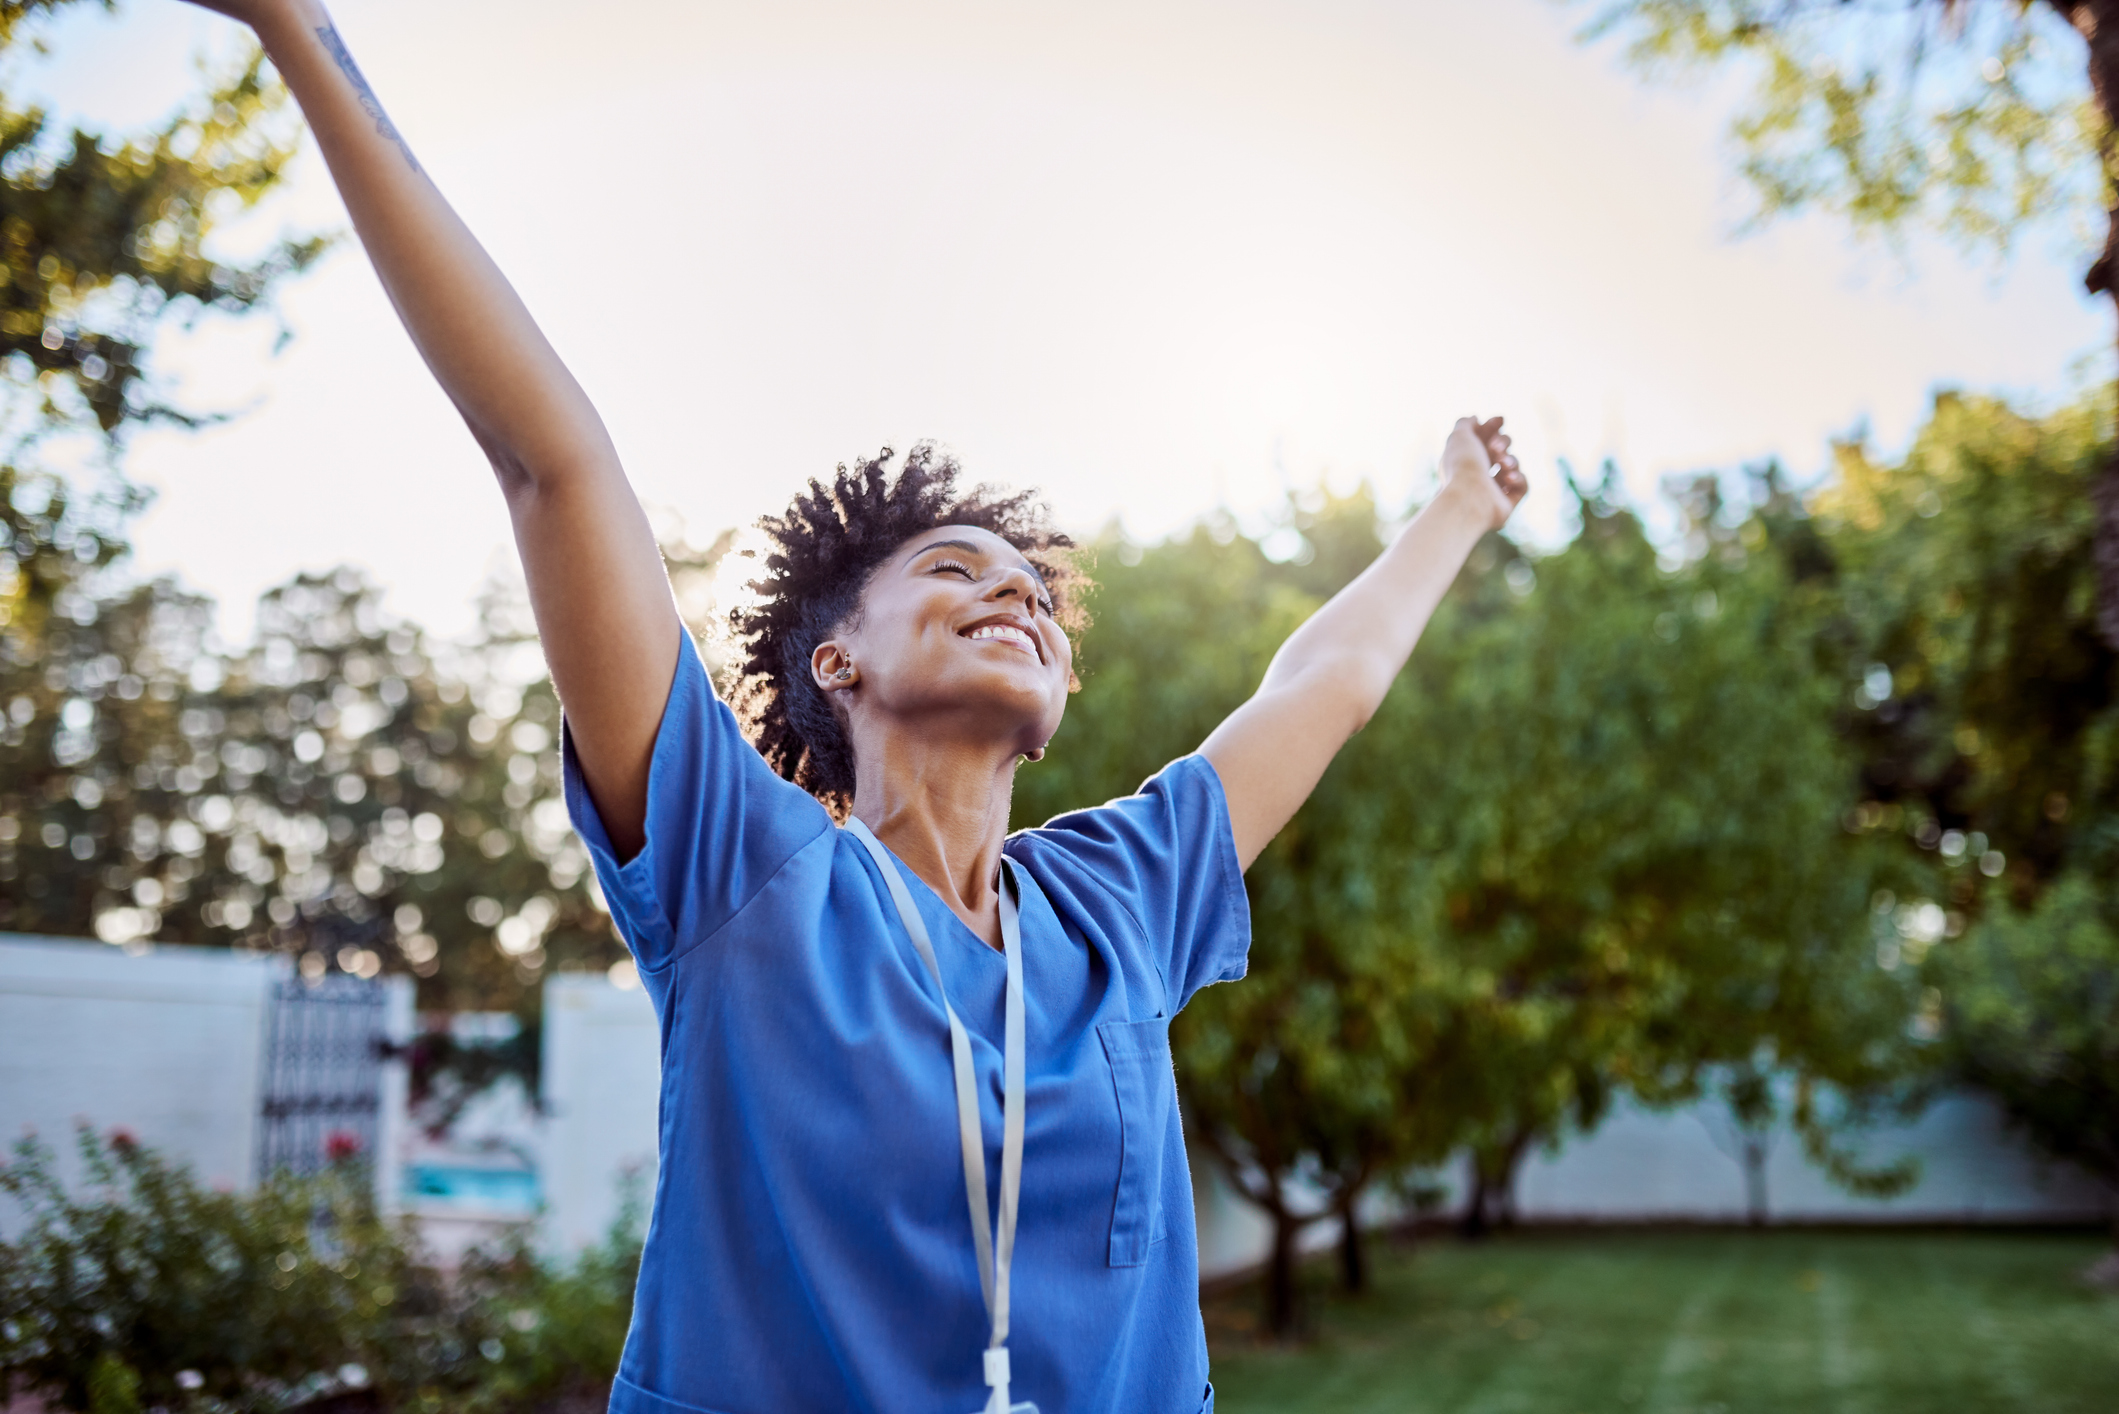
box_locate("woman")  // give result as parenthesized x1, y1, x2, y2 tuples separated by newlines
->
(186, 2, 1526, 1409)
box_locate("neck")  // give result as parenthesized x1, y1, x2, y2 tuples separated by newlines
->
(847, 723, 1020, 950)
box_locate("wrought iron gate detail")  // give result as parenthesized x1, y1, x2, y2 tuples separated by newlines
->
(257, 974, 386, 1180)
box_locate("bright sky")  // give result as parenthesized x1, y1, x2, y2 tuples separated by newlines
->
(48, 0, 2108, 640)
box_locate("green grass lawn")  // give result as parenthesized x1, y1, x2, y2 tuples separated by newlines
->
(1204, 1229, 2119, 1414)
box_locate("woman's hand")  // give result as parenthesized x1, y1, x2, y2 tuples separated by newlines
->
(1441, 415, 1529, 532)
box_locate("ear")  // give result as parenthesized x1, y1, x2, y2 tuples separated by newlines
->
(812, 640, 856, 694)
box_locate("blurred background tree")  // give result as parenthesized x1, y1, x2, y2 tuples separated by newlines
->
(1572, 1, 2119, 649)
(0, 0, 319, 959)
(0, 0, 323, 443)
(0, 542, 728, 1016)
(0, 0, 323, 849)
(1929, 873, 2119, 1254)
(1814, 392, 2115, 897)
(1803, 388, 2119, 1259)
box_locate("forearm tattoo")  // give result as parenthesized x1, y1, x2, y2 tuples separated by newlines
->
(314, 25, 423, 175)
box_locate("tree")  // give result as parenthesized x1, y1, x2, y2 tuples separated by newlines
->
(0, 3, 319, 948)
(1931, 873, 2119, 1257)
(1801, 389, 2119, 1254)
(1813, 391, 2116, 898)
(0, 540, 729, 1017)
(1373, 471, 1923, 1239)
(0, 0, 323, 444)
(1575, 1, 2119, 645)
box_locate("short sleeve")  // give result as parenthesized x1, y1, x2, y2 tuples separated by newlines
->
(563, 627, 832, 972)
(1011, 754, 1251, 1008)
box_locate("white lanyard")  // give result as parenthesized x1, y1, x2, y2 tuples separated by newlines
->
(845, 819, 1035, 1414)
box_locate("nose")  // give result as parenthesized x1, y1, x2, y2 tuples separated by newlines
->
(988, 563, 1042, 607)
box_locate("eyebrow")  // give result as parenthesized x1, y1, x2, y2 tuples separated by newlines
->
(906, 538, 1049, 591)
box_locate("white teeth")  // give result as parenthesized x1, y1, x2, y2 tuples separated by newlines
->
(968, 624, 1036, 654)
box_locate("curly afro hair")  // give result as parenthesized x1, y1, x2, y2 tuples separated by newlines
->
(730, 442, 1088, 815)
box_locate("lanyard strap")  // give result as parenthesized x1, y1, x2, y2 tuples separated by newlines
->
(845, 819, 1027, 1414)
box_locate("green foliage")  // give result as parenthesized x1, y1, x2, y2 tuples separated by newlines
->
(0, 1127, 644, 1414)
(1815, 391, 2118, 894)
(446, 1182, 645, 1414)
(0, 0, 325, 439)
(1931, 871, 2119, 1190)
(0, 1125, 454, 1412)
(1796, 388, 2119, 1214)
(1353, 478, 1920, 1223)
(1577, 1, 2097, 258)
(0, 544, 741, 1016)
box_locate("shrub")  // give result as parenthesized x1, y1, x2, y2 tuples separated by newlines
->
(443, 1178, 644, 1414)
(0, 1128, 642, 1413)
(1934, 873, 2119, 1236)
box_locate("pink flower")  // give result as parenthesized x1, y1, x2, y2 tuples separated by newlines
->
(324, 1130, 364, 1163)
(108, 1127, 137, 1153)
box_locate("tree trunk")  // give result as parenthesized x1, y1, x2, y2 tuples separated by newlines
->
(1742, 1132, 1770, 1228)
(1490, 1127, 1535, 1232)
(1460, 1160, 1492, 1240)
(2055, 0, 2119, 649)
(1267, 1205, 1301, 1338)
(1338, 1203, 1367, 1294)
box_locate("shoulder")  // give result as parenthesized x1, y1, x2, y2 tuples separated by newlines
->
(1006, 755, 1234, 917)
(1012, 755, 1229, 860)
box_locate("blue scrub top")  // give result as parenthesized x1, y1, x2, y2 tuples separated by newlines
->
(562, 630, 1253, 1414)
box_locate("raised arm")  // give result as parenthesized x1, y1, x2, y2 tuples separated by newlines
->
(1201, 417, 1525, 869)
(192, 0, 678, 854)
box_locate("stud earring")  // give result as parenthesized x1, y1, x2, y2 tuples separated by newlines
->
(834, 661, 855, 682)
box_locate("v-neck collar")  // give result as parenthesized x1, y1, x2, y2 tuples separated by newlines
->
(857, 833, 1042, 965)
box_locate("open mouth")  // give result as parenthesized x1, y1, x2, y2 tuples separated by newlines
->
(962, 619, 1041, 661)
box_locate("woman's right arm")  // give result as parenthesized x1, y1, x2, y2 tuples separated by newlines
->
(195, 0, 677, 856)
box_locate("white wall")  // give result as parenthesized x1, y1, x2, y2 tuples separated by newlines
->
(0, 934, 416, 1230)
(0, 935, 282, 1216)
(539, 973, 662, 1253)
(1188, 1090, 2113, 1277)
(374, 974, 417, 1215)
(1512, 1089, 2112, 1224)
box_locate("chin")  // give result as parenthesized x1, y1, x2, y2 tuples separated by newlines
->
(952, 666, 1065, 740)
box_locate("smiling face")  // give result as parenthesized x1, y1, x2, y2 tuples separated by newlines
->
(811, 524, 1075, 760)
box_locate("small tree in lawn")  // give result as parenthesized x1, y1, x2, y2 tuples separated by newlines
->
(1380, 472, 1923, 1232)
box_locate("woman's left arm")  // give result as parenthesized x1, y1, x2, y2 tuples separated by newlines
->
(1201, 416, 1526, 869)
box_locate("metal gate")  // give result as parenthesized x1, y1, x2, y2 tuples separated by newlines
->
(256, 973, 387, 1181)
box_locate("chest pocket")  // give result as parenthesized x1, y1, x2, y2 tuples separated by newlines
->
(1098, 1017, 1174, 1267)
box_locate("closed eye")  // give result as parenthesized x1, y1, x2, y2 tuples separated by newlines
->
(921, 549, 1052, 615)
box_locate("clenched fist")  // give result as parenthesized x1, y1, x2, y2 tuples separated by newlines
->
(1441, 415, 1528, 531)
